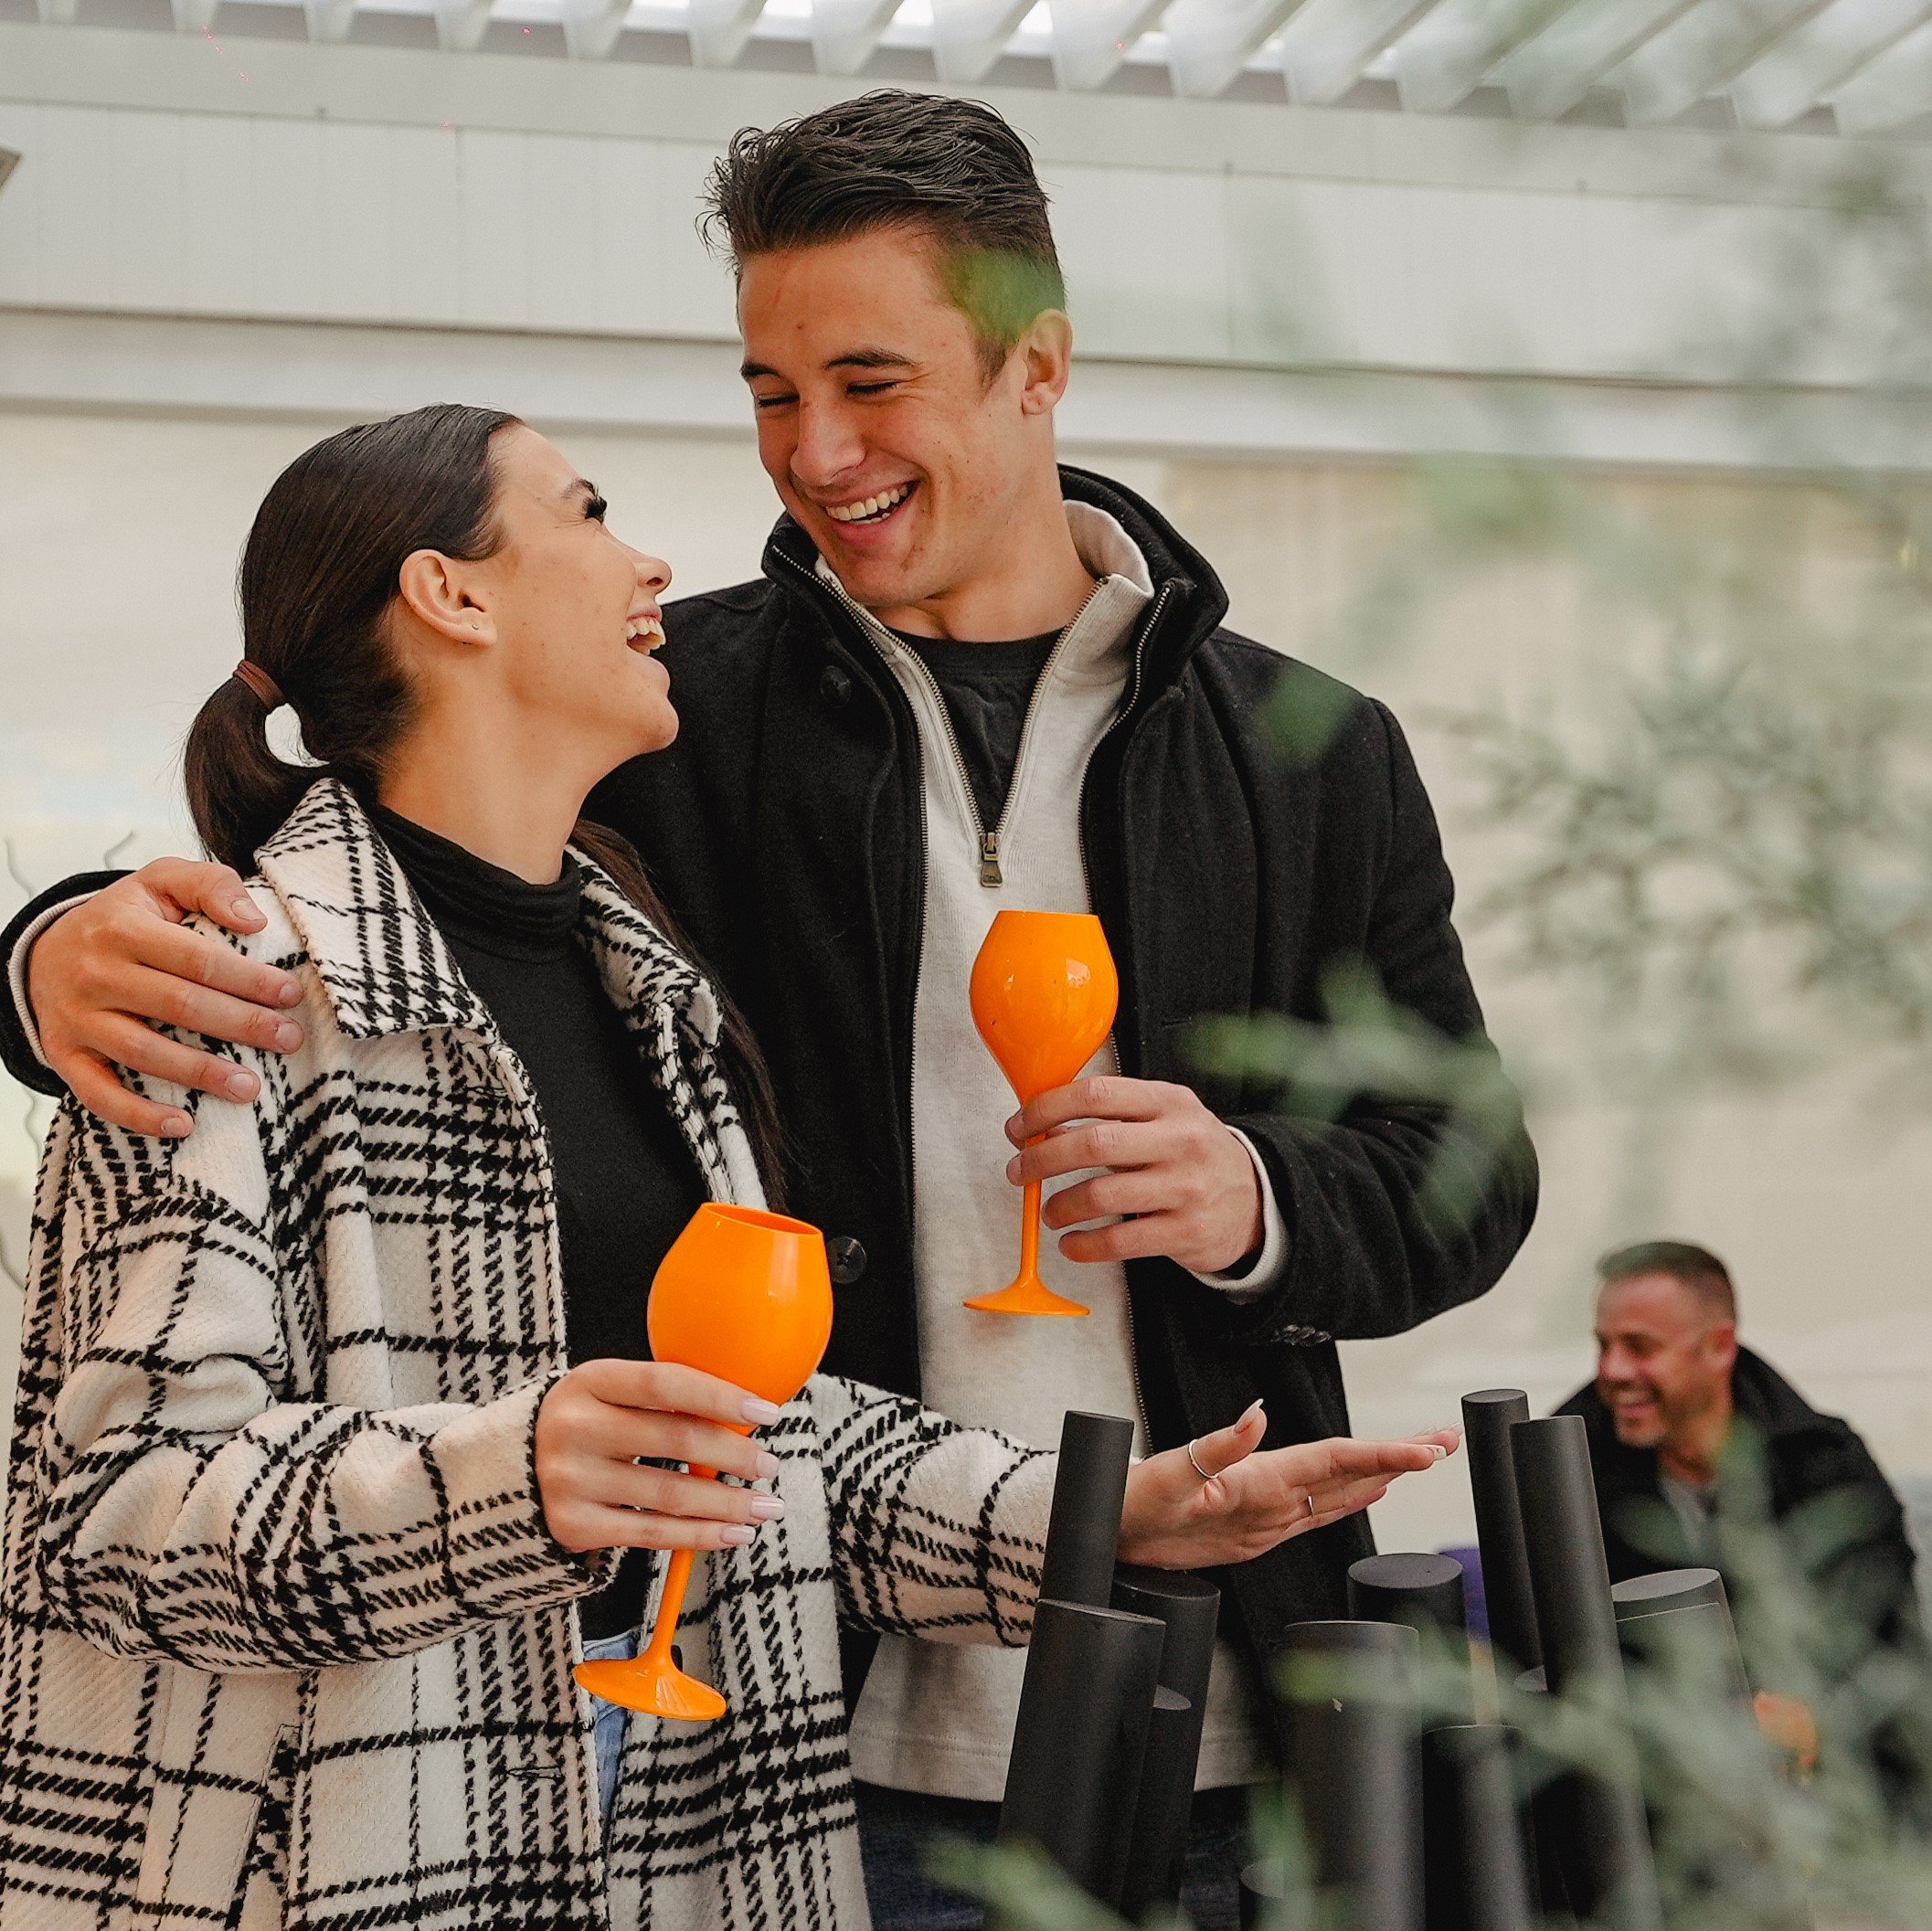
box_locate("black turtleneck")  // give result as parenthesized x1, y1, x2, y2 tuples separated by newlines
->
(369, 804, 705, 1639)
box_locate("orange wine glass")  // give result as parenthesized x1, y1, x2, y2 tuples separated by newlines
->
(964, 909, 1120, 1318)
(573, 1203, 833, 1722)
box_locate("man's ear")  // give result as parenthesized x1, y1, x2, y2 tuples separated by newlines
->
(1016, 310, 1073, 417)
(1709, 1320, 1740, 1374)
(397, 549, 494, 646)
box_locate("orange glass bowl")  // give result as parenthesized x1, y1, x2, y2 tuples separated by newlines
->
(965, 910, 1120, 1318)
(572, 1203, 833, 1722)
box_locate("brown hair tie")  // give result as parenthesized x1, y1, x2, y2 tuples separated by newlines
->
(232, 660, 285, 711)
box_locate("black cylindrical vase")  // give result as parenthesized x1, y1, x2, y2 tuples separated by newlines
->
(1612, 1569, 1752, 1708)
(1279, 1619, 1425, 1931)
(1038, 1411, 1135, 1609)
(1111, 1565, 1222, 1919)
(997, 1597, 1164, 1911)
(1421, 1724, 1537, 1931)
(1462, 1390, 1542, 1671)
(1350, 1552, 1472, 1723)
(1508, 1417, 1661, 1931)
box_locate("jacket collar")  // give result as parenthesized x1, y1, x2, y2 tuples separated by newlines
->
(256, 779, 716, 1048)
(760, 462, 1231, 699)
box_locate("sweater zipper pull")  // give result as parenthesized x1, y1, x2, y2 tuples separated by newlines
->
(979, 831, 1003, 888)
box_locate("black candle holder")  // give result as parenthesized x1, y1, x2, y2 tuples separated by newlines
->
(1421, 1723, 1538, 1931)
(997, 1597, 1166, 1909)
(1279, 1618, 1426, 1931)
(1038, 1410, 1136, 1608)
(1612, 1568, 1751, 1707)
(1462, 1390, 1542, 1672)
(1349, 1551, 1472, 1724)
(1508, 1416, 1661, 1931)
(1111, 1564, 1222, 1919)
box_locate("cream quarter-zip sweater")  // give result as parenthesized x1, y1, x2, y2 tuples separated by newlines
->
(835, 502, 1277, 1800)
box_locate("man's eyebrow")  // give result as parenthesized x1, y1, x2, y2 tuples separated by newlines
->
(738, 347, 916, 381)
(563, 476, 599, 502)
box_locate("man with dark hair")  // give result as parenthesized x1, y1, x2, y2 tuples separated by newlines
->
(2, 91, 1537, 1926)
(1559, 1241, 1931, 1820)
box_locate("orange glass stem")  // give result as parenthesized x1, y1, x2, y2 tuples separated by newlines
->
(633, 1462, 715, 1676)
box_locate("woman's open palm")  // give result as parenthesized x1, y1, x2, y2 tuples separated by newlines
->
(1117, 1405, 1459, 1570)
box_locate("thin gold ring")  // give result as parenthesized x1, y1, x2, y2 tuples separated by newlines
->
(1185, 1438, 1212, 1481)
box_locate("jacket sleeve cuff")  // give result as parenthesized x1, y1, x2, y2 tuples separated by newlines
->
(1188, 1127, 1288, 1302)
(2, 871, 127, 1097)
(433, 1374, 606, 1620)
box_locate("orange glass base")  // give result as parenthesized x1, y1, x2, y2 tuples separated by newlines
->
(574, 1652, 727, 1723)
(963, 1276, 1089, 1318)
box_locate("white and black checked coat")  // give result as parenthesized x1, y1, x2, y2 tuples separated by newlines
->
(0, 780, 1055, 1931)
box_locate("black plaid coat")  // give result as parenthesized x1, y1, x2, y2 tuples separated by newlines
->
(0, 780, 1054, 1930)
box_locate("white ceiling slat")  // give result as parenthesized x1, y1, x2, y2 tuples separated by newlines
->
(1832, 11, 1932, 123)
(808, 0, 900, 73)
(929, 0, 1035, 80)
(559, 0, 630, 57)
(35, 0, 79, 20)
(688, 0, 765, 64)
(1279, 0, 1438, 105)
(1618, 0, 1834, 124)
(1731, 0, 1932, 126)
(1497, 0, 1696, 119)
(432, 0, 491, 48)
(171, 0, 218, 27)
(1395, 0, 1581, 114)
(1162, 0, 1301, 99)
(1045, 0, 1169, 91)
(303, 0, 357, 38)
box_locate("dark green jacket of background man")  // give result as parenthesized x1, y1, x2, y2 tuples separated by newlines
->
(0, 467, 1540, 1750)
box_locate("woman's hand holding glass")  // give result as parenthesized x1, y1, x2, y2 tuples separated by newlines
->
(534, 1360, 786, 1555)
(1119, 1408, 1460, 1571)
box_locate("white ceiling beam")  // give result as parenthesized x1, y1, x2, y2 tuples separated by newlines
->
(929, 0, 1035, 80)
(1618, 0, 1833, 123)
(432, 0, 492, 48)
(168, 0, 216, 26)
(808, 0, 899, 73)
(559, 0, 629, 57)
(1279, 0, 1438, 106)
(303, 0, 357, 38)
(687, 0, 764, 64)
(35, 0, 79, 21)
(1395, 0, 1576, 114)
(1831, 11, 1932, 123)
(1045, 0, 1169, 91)
(1730, 0, 1932, 126)
(1161, 0, 1301, 99)
(1497, 0, 1697, 119)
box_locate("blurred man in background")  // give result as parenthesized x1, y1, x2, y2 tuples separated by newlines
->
(1560, 1239, 1932, 1820)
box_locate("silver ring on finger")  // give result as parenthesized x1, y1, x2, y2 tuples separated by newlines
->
(1185, 1438, 1212, 1482)
(1304, 1491, 1316, 1522)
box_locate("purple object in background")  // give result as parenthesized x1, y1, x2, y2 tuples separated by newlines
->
(1443, 1544, 1490, 1645)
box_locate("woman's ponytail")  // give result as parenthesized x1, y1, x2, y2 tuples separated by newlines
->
(183, 670, 314, 875)
(181, 402, 519, 877)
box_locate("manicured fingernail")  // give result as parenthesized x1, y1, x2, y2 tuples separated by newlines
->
(1431, 1446, 1449, 1459)
(1005, 1157, 1022, 1183)
(742, 1396, 784, 1427)
(721, 1525, 756, 1544)
(748, 1495, 785, 1520)
(273, 1023, 303, 1051)
(756, 1452, 781, 1480)
(229, 896, 255, 920)
(1242, 1399, 1265, 1423)
(276, 980, 303, 1007)
(225, 1069, 258, 1100)
(162, 1113, 192, 1138)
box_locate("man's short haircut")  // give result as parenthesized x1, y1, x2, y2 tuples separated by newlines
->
(700, 89, 1067, 383)
(1598, 1240, 1737, 1323)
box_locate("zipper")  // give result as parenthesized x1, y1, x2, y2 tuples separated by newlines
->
(1075, 579, 1176, 1454)
(810, 558, 1106, 891)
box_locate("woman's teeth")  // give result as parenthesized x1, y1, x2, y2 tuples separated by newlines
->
(625, 615, 664, 651)
(825, 483, 911, 525)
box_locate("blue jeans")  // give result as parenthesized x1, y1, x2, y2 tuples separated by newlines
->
(853, 1779, 1250, 1931)
(581, 1628, 639, 1826)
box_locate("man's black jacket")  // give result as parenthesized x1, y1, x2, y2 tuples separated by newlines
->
(1559, 1348, 1928, 1712)
(0, 465, 1538, 1737)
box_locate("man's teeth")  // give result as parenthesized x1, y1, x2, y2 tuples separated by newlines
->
(625, 616, 664, 648)
(825, 484, 911, 525)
